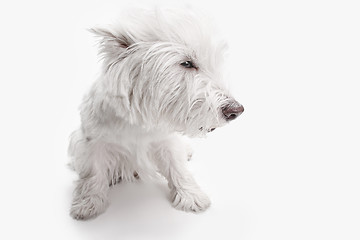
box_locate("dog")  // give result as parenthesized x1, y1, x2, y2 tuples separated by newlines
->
(69, 7, 244, 220)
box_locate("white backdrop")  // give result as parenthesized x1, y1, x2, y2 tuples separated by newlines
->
(0, 0, 359, 239)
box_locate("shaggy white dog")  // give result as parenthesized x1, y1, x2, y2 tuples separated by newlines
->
(69, 8, 244, 220)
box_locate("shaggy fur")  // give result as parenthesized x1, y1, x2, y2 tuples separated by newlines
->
(69, 7, 243, 220)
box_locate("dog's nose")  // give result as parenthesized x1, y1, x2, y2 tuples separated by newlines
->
(222, 102, 244, 121)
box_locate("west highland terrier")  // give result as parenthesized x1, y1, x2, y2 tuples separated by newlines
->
(69, 8, 244, 220)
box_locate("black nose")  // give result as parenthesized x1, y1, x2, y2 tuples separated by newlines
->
(222, 102, 244, 121)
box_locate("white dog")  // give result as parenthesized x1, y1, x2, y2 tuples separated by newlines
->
(69, 8, 244, 220)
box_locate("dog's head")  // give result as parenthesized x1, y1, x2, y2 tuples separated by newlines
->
(92, 8, 243, 137)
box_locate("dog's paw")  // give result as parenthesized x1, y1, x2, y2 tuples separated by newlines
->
(70, 194, 108, 220)
(171, 188, 211, 212)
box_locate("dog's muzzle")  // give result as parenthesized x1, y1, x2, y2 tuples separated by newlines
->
(221, 101, 244, 121)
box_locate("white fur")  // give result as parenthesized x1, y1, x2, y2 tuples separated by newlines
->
(69, 7, 242, 220)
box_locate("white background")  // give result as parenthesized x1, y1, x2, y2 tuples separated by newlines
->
(0, 0, 359, 239)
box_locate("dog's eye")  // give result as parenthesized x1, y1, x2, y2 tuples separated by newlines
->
(180, 61, 195, 69)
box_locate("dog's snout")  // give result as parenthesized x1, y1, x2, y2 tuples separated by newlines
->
(222, 102, 244, 121)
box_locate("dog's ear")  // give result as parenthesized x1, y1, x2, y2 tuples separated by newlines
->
(89, 27, 134, 60)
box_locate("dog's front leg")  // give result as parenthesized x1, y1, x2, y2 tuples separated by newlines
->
(70, 142, 111, 220)
(154, 136, 211, 212)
